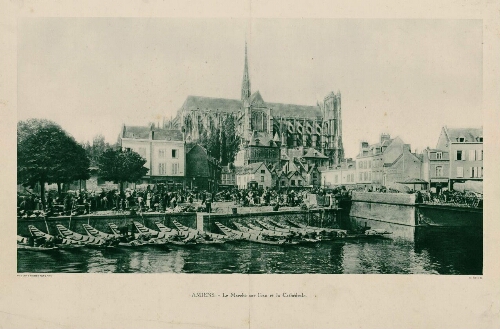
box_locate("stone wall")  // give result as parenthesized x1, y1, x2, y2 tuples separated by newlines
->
(17, 212, 197, 237)
(350, 192, 416, 226)
(351, 192, 416, 205)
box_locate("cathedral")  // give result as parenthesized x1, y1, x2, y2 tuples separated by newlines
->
(170, 42, 344, 168)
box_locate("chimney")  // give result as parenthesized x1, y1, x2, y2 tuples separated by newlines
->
(403, 144, 411, 153)
(380, 133, 391, 144)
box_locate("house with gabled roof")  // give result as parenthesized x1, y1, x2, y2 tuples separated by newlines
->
(235, 162, 273, 189)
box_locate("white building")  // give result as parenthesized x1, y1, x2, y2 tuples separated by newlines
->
(321, 159, 356, 188)
(120, 124, 186, 187)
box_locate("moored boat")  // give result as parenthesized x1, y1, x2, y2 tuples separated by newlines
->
(28, 225, 84, 249)
(215, 222, 296, 245)
(171, 220, 225, 244)
(84, 224, 147, 247)
(56, 224, 116, 247)
(17, 235, 58, 251)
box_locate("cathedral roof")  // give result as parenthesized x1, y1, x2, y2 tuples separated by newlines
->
(250, 91, 265, 106)
(266, 102, 322, 119)
(182, 95, 243, 113)
(181, 95, 323, 119)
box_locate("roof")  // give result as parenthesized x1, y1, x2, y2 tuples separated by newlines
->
(122, 126, 183, 141)
(250, 91, 265, 106)
(235, 162, 268, 175)
(444, 127, 483, 143)
(182, 95, 243, 113)
(266, 102, 322, 119)
(181, 95, 322, 119)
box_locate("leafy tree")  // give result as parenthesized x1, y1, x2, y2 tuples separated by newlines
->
(83, 134, 111, 166)
(17, 119, 90, 208)
(223, 115, 241, 164)
(220, 131, 228, 165)
(97, 148, 149, 193)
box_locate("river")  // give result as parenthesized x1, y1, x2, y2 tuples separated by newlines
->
(17, 219, 482, 274)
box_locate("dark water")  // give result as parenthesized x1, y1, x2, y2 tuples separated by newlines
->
(17, 223, 482, 274)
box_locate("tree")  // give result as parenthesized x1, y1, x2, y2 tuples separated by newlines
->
(83, 134, 111, 166)
(223, 115, 241, 164)
(17, 119, 90, 208)
(97, 148, 149, 193)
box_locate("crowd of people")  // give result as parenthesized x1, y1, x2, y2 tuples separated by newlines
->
(17, 185, 351, 218)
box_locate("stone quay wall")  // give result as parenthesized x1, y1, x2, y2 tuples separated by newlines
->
(350, 192, 417, 226)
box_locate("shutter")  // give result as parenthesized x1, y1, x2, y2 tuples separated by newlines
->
(470, 167, 473, 178)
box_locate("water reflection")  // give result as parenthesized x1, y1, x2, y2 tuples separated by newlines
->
(17, 218, 482, 275)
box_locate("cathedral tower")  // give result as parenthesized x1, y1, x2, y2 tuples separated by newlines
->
(241, 41, 251, 102)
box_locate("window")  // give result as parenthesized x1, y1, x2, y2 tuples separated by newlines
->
(480, 167, 483, 177)
(359, 173, 363, 181)
(436, 152, 442, 160)
(158, 163, 166, 175)
(471, 167, 475, 178)
(172, 149, 178, 158)
(368, 172, 371, 181)
(456, 150, 463, 161)
(469, 150, 476, 161)
(368, 161, 371, 169)
(364, 172, 368, 180)
(261, 176, 264, 182)
(261, 169, 265, 174)
(477, 150, 483, 161)
(291, 180, 296, 186)
(457, 166, 464, 178)
(171, 163, 179, 175)
(335, 175, 338, 183)
(479, 137, 483, 142)
(459, 137, 465, 142)
(158, 149, 165, 158)
(436, 166, 443, 177)
(281, 181, 286, 186)
(298, 180, 303, 186)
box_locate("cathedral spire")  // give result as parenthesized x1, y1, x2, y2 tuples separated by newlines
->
(241, 40, 251, 102)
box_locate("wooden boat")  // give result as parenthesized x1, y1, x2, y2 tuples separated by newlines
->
(133, 222, 196, 246)
(241, 222, 292, 237)
(215, 222, 297, 245)
(28, 225, 84, 249)
(133, 222, 177, 240)
(83, 224, 146, 247)
(285, 219, 348, 236)
(17, 235, 58, 251)
(56, 224, 116, 247)
(171, 220, 225, 244)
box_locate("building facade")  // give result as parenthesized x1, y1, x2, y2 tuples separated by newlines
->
(235, 162, 273, 189)
(185, 144, 221, 192)
(421, 148, 450, 193)
(120, 125, 186, 188)
(321, 159, 357, 188)
(435, 126, 483, 190)
(355, 134, 422, 188)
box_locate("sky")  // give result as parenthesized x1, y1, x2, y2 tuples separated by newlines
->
(17, 18, 483, 159)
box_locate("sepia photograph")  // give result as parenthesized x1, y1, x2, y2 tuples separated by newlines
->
(16, 18, 484, 274)
(2, 1, 500, 328)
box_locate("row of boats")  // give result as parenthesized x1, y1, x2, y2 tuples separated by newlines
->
(17, 218, 392, 251)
